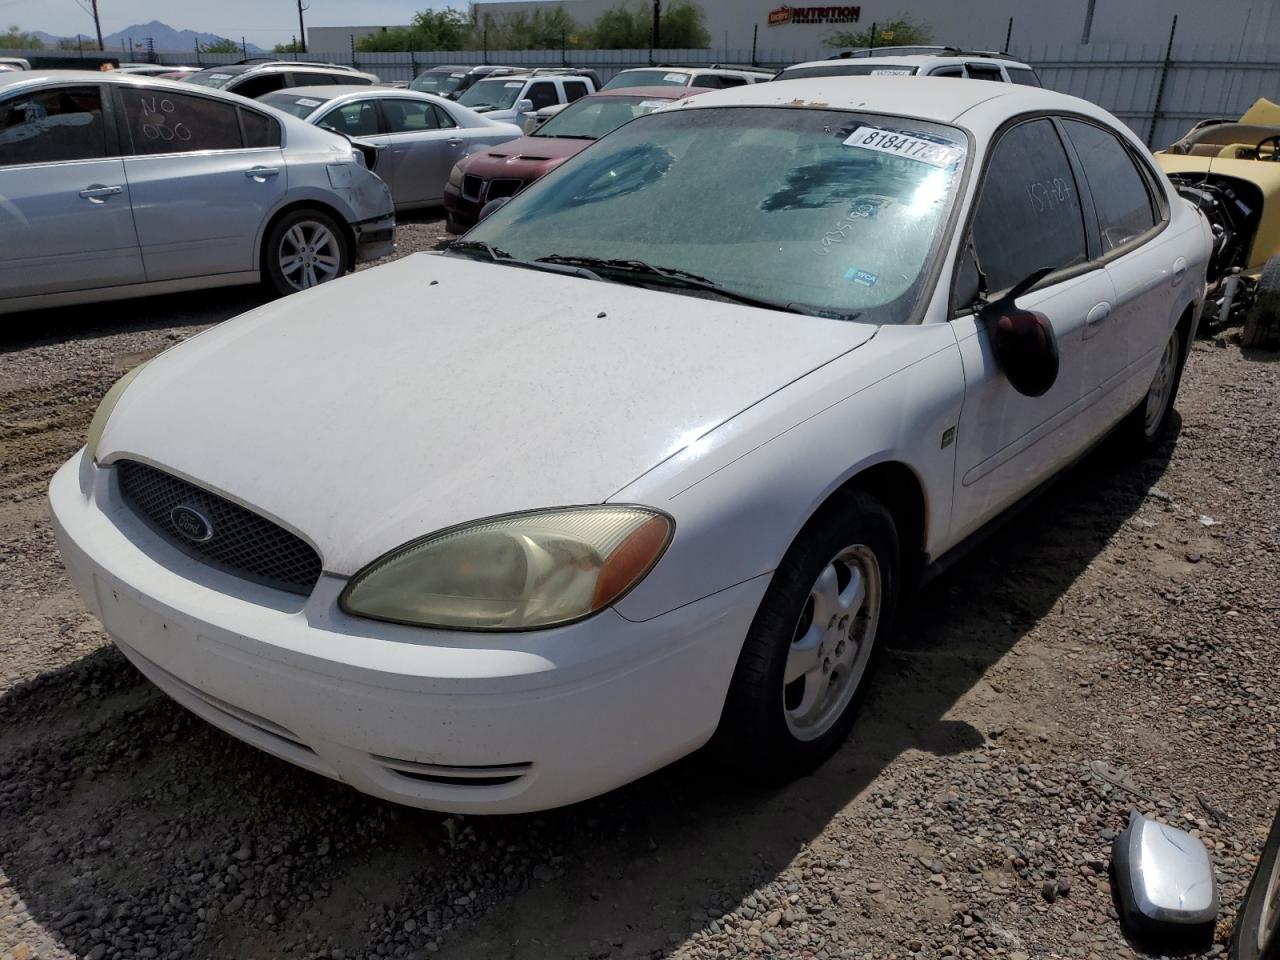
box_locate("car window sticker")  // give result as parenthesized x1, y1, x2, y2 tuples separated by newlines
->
(663, 73, 688, 82)
(843, 125, 965, 168)
(295, 97, 322, 107)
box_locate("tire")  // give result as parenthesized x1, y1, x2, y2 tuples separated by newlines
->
(1231, 806, 1280, 960)
(1116, 324, 1183, 451)
(1243, 256, 1280, 349)
(714, 488, 899, 780)
(262, 208, 350, 298)
(445, 212, 467, 235)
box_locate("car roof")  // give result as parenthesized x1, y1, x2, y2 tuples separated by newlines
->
(0, 69, 213, 91)
(592, 85, 710, 100)
(283, 84, 416, 98)
(785, 52, 1030, 71)
(663, 75, 1108, 130)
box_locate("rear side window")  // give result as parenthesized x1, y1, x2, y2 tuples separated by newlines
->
(232, 73, 288, 98)
(930, 66, 964, 78)
(119, 88, 244, 155)
(971, 118, 1088, 294)
(718, 75, 747, 87)
(1007, 67, 1042, 87)
(562, 80, 589, 102)
(965, 63, 1005, 82)
(693, 74, 723, 89)
(240, 108, 281, 148)
(526, 81, 558, 110)
(0, 85, 106, 165)
(340, 74, 373, 86)
(1061, 119, 1157, 251)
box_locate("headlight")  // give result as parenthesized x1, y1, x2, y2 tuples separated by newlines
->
(340, 506, 673, 631)
(85, 362, 149, 463)
(448, 163, 464, 188)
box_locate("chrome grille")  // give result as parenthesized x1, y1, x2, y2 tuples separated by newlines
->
(116, 460, 322, 595)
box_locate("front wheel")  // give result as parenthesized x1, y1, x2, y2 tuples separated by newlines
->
(715, 489, 899, 779)
(263, 209, 350, 297)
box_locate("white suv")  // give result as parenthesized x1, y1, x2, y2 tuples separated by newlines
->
(601, 65, 774, 90)
(185, 61, 380, 99)
(776, 48, 1041, 85)
(455, 72, 597, 124)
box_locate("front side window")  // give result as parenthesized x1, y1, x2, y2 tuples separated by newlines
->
(382, 98, 444, 133)
(0, 85, 106, 165)
(601, 69, 690, 90)
(318, 100, 381, 137)
(965, 63, 1004, 82)
(970, 118, 1088, 295)
(233, 73, 288, 98)
(534, 94, 672, 141)
(119, 88, 244, 155)
(526, 82, 558, 110)
(458, 78, 527, 111)
(718, 75, 748, 87)
(1061, 118, 1158, 251)
(460, 107, 968, 323)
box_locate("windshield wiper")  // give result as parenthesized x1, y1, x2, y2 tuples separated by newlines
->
(533, 255, 860, 320)
(446, 240, 603, 281)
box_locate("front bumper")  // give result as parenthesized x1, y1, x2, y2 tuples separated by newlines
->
(352, 213, 396, 263)
(49, 453, 766, 813)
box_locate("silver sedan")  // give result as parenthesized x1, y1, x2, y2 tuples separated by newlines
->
(0, 70, 395, 314)
(262, 87, 522, 210)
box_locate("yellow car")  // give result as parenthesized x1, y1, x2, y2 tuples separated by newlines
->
(1157, 97, 1280, 347)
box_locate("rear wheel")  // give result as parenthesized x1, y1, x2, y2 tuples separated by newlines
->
(1117, 325, 1182, 450)
(715, 489, 899, 779)
(1243, 255, 1280, 349)
(263, 209, 349, 297)
(1231, 806, 1280, 959)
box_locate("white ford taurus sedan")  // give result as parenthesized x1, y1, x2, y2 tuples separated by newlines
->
(50, 78, 1210, 813)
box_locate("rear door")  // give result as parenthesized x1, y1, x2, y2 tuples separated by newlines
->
(115, 87, 287, 281)
(949, 117, 1116, 540)
(0, 82, 144, 300)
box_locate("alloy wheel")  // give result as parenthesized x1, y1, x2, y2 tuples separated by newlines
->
(1143, 335, 1178, 437)
(277, 220, 343, 291)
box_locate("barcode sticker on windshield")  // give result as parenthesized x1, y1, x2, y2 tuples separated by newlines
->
(504, 81, 523, 88)
(843, 125, 964, 167)
(295, 97, 322, 107)
(870, 68, 913, 76)
(639, 100, 666, 108)
(663, 72, 687, 82)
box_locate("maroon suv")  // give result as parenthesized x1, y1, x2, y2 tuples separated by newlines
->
(443, 86, 709, 232)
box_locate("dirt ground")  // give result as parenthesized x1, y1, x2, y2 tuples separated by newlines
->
(2, 218, 1278, 960)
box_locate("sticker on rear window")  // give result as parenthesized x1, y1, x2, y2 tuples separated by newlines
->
(295, 97, 322, 107)
(843, 125, 964, 168)
(870, 68, 913, 76)
(843, 267, 878, 286)
(504, 81, 523, 88)
(663, 72, 687, 82)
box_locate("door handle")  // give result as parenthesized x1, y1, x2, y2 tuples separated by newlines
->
(1172, 256, 1188, 286)
(79, 184, 123, 202)
(245, 166, 280, 181)
(447, 137, 463, 146)
(1083, 302, 1111, 339)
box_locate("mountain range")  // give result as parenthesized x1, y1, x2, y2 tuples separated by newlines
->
(33, 21, 265, 54)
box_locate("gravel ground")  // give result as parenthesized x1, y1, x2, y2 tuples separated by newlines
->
(2, 224, 1278, 960)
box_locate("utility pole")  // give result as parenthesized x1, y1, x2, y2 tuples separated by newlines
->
(1081, 0, 1097, 43)
(296, 0, 308, 54)
(90, 0, 104, 51)
(652, 0, 661, 50)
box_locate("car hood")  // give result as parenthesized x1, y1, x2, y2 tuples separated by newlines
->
(100, 255, 878, 575)
(462, 135, 589, 179)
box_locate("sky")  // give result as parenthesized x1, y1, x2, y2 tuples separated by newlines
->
(1, 0, 462, 47)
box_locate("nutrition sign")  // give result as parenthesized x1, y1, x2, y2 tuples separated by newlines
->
(767, 5, 862, 26)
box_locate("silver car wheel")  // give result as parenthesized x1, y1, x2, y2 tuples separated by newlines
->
(1143, 334, 1178, 437)
(783, 544, 881, 742)
(277, 221, 343, 291)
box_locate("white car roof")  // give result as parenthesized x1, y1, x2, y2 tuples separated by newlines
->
(785, 53, 1030, 71)
(662, 75, 1117, 135)
(286, 84, 440, 100)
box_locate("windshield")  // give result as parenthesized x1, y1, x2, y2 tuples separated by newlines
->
(412, 69, 467, 95)
(601, 70, 690, 90)
(259, 91, 332, 118)
(534, 94, 672, 140)
(776, 63, 918, 80)
(460, 107, 966, 323)
(458, 78, 525, 111)
(184, 67, 246, 88)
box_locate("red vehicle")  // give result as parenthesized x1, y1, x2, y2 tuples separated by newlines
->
(443, 85, 709, 232)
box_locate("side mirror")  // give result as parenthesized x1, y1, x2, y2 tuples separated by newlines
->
(1112, 811, 1217, 951)
(478, 196, 511, 221)
(515, 98, 534, 114)
(979, 266, 1059, 398)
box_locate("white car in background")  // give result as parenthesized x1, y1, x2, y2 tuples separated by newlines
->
(262, 86, 521, 211)
(51, 78, 1208, 814)
(776, 47, 1041, 84)
(0, 71, 394, 313)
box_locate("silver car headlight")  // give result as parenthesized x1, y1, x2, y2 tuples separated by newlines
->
(448, 163, 464, 188)
(340, 506, 673, 631)
(85, 361, 150, 463)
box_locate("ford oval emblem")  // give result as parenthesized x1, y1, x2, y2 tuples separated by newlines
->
(170, 504, 214, 543)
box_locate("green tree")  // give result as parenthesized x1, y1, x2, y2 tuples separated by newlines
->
(479, 8, 579, 50)
(60, 35, 91, 50)
(200, 37, 241, 53)
(358, 8, 473, 52)
(273, 39, 304, 54)
(0, 25, 44, 49)
(826, 15, 931, 49)
(590, 1, 709, 50)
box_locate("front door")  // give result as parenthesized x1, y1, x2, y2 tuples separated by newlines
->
(115, 86, 287, 281)
(373, 98, 468, 206)
(0, 83, 144, 300)
(949, 117, 1114, 543)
